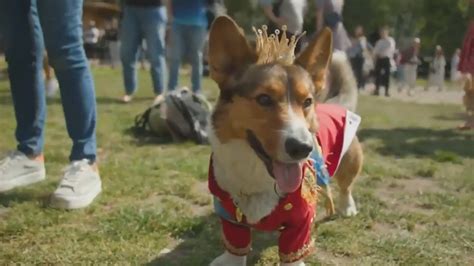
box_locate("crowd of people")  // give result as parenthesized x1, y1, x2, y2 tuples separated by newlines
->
(347, 25, 459, 97)
(81, 0, 212, 105)
(81, 0, 466, 101)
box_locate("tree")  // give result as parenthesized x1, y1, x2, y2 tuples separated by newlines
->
(226, 0, 472, 56)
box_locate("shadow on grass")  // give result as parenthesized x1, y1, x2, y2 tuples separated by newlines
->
(123, 127, 175, 146)
(148, 214, 280, 266)
(359, 127, 474, 158)
(0, 190, 50, 208)
(433, 113, 466, 121)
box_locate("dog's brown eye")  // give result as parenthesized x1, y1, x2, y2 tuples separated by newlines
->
(303, 98, 313, 108)
(256, 94, 273, 107)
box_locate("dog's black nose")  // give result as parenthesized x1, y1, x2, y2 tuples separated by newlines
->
(285, 137, 313, 160)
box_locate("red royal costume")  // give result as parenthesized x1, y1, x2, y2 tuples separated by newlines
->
(459, 20, 474, 75)
(208, 104, 360, 263)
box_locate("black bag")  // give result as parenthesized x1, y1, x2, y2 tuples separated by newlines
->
(133, 88, 212, 144)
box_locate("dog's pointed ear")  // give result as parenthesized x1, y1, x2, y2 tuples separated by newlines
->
(208, 16, 256, 89)
(295, 28, 333, 93)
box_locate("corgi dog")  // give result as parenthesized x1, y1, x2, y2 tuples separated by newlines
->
(207, 16, 363, 266)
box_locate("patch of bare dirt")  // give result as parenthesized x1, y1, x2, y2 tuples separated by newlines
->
(315, 248, 354, 265)
(142, 194, 212, 217)
(375, 177, 443, 216)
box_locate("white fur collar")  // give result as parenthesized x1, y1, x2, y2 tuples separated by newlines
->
(208, 125, 280, 224)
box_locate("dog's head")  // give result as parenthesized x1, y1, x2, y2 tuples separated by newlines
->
(208, 16, 332, 192)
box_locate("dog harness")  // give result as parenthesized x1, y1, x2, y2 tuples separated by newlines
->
(208, 103, 360, 263)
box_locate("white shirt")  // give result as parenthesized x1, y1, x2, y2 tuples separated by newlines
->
(373, 36, 396, 58)
(279, 0, 307, 34)
(84, 27, 100, 44)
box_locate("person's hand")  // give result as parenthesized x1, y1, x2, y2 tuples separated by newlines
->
(273, 17, 287, 28)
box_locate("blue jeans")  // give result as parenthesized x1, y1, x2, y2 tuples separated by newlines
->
(0, 0, 97, 162)
(120, 5, 167, 96)
(168, 23, 207, 93)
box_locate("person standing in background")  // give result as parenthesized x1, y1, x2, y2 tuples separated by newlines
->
(0, 0, 101, 209)
(398, 37, 421, 96)
(104, 18, 120, 69)
(167, 0, 208, 95)
(84, 20, 100, 60)
(451, 48, 461, 82)
(372, 26, 396, 96)
(425, 45, 446, 92)
(347, 25, 370, 90)
(315, 0, 351, 52)
(259, 0, 307, 53)
(120, 0, 167, 104)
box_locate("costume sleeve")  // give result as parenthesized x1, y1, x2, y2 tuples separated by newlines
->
(278, 210, 315, 263)
(221, 219, 252, 256)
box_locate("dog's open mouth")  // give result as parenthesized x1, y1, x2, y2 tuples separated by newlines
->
(246, 130, 303, 193)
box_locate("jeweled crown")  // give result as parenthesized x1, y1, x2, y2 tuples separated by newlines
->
(252, 25, 306, 65)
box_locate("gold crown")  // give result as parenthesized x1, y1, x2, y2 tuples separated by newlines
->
(252, 25, 306, 65)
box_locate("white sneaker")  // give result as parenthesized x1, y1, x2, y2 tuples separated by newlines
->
(0, 151, 46, 192)
(45, 78, 59, 98)
(152, 94, 164, 106)
(50, 159, 102, 209)
(122, 95, 132, 103)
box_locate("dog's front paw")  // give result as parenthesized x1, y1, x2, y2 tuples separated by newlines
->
(210, 251, 246, 266)
(337, 193, 358, 217)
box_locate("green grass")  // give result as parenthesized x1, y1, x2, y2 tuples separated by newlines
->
(0, 66, 473, 265)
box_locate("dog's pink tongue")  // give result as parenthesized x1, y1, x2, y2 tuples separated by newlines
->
(273, 161, 303, 193)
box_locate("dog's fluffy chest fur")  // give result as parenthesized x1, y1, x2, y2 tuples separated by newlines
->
(209, 128, 280, 224)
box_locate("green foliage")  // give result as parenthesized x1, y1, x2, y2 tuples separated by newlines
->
(225, 0, 471, 56)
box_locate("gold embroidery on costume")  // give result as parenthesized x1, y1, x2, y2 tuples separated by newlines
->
(284, 203, 293, 211)
(301, 163, 319, 206)
(235, 207, 243, 223)
(279, 239, 315, 263)
(221, 230, 251, 256)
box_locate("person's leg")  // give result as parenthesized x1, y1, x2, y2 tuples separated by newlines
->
(140, 6, 167, 96)
(383, 58, 391, 96)
(167, 23, 185, 91)
(120, 6, 142, 96)
(38, 0, 96, 162)
(405, 64, 416, 95)
(2, 0, 46, 157)
(374, 58, 382, 95)
(354, 56, 364, 89)
(0, 0, 46, 191)
(38, 0, 102, 209)
(186, 25, 207, 93)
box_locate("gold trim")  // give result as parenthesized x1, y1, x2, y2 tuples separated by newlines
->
(221, 230, 251, 256)
(284, 203, 293, 211)
(279, 239, 315, 263)
(301, 164, 319, 206)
